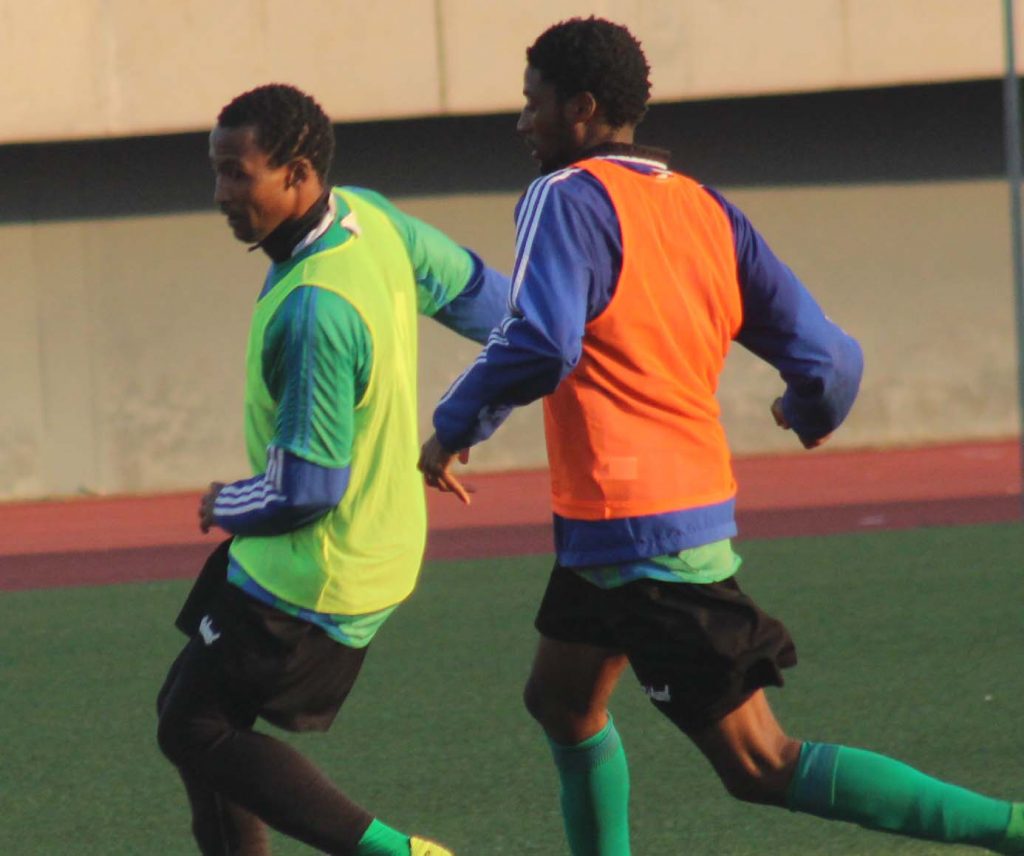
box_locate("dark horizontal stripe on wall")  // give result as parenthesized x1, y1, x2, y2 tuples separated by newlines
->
(0, 79, 1011, 224)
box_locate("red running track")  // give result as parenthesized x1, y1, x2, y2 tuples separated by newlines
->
(0, 440, 1019, 592)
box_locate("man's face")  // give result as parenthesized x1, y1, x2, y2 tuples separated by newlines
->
(516, 66, 579, 174)
(209, 125, 296, 244)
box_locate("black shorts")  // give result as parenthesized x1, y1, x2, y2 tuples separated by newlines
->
(160, 543, 366, 733)
(534, 565, 797, 733)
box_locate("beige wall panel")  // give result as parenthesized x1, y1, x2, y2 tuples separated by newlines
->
(1, 179, 1019, 499)
(2, 0, 1022, 142)
(101, 0, 274, 136)
(0, 0, 105, 141)
(81, 213, 260, 493)
(845, 0, 1007, 87)
(442, 0, 641, 112)
(718, 180, 1020, 451)
(679, 0, 847, 98)
(29, 222, 100, 495)
(0, 0, 441, 143)
(440, 0, 1016, 116)
(0, 228, 47, 496)
(261, 0, 441, 121)
(106, 0, 441, 136)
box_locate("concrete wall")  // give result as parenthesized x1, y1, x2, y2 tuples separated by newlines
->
(2, 14, 1021, 500)
(0, 0, 1019, 143)
(1, 178, 1019, 499)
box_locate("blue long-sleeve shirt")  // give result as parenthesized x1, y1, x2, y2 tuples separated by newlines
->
(434, 145, 863, 566)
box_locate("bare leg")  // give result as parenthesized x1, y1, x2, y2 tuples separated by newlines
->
(178, 766, 271, 856)
(524, 636, 632, 855)
(523, 635, 628, 742)
(687, 689, 802, 806)
(157, 638, 373, 855)
(687, 690, 1021, 853)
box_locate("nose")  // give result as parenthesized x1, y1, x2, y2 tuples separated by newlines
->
(213, 176, 230, 206)
(516, 110, 531, 136)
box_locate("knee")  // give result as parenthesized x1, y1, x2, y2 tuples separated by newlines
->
(156, 706, 189, 766)
(721, 769, 781, 805)
(156, 677, 172, 719)
(719, 738, 802, 807)
(522, 674, 548, 724)
(522, 677, 606, 745)
(523, 674, 573, 730)
(157, 703, 222, 768)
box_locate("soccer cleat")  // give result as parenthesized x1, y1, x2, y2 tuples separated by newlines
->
(410, 835, 454, 855)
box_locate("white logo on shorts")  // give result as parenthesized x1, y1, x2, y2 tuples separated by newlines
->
(198, 615, 222, 646)
(643, 684, 672, 702)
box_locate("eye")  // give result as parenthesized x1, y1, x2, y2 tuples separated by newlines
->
(215, 163, 245, 181)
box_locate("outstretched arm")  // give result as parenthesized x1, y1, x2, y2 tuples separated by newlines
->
(433, 171, 619, 449)
(345, 187, 510, 343)
(420, 170, 621, 497)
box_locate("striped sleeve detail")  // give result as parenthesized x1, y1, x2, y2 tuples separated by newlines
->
(267, 287, 364, 468)
(435, 170, 580, 409)
(510, 168, 579, 310)
(434, 313, 516, 409)
(214, 446, 287, 519)
(212, 446, 349, 535)
(432, 168, 618, 450)
(430, 250, 511, 344)
(293, 287, 318, 455)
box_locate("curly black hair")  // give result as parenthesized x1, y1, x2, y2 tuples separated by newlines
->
(526, 17, 651, 128)
(217, 83, 334, 180)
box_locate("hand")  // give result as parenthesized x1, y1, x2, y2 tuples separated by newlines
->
(199, 482, 225, 533)
(418, 433, 472, 504)
(771, 397, 831, 450)
(770, 396, 790, 429)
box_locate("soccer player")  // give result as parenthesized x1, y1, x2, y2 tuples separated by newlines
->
(156, 83, 508, 856)
(419, 17, 1024, 855)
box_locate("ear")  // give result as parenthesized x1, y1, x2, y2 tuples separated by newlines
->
(286, 157, 314, 188)
(566, 91, 598, 126)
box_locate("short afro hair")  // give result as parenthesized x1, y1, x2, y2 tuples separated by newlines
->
(526, 17, 651, 128)
(217, 83, 334, 180)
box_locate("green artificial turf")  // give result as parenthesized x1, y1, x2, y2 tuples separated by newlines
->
(0, 522, 1021, 855)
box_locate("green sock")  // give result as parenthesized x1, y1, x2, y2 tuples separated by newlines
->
(548, 715, 630, 856)
(355, 818, 411, 856)
(787, 742, 1016, 852)
(994, 804, 1024, 855)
